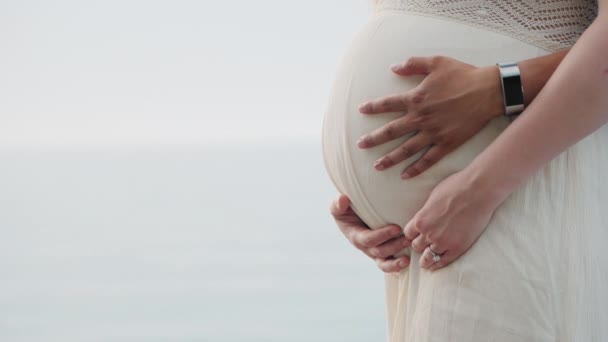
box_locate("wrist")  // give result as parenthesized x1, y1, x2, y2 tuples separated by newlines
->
(473, 65, 506, 120)
(460, 162, 515, 209)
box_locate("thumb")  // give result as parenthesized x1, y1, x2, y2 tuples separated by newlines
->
(391, 56, 433, 76)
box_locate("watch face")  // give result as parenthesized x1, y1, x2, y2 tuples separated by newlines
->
(503, 74, 524, 106)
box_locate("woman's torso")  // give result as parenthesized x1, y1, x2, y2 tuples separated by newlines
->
(321, 0, 598, 232)
(323, 2, 606, 340)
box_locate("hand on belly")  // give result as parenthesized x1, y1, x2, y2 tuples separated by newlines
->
(322, 11, 532, 241)
(356, 55, 504, 179)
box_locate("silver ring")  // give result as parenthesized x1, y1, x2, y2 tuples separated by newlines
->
(428, 246, 442, 262)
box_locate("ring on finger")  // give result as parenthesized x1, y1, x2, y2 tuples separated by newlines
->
(428, 246, 444, 262)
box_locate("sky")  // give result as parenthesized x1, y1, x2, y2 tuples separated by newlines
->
(0, 0, 372, 146)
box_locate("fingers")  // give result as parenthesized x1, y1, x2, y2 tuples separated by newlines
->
(402, 215, 424, 241)
(330, 194, 365, 225)
(329, 194, 350, 217)
(372, 133, 433, 171)
(428, 250, 458, 271)
(403, 227, 419, 242)
(390, 56, 437, 76)
(411, 234, 430, 254)
(358, 57, 439, 116)
(329, 194, 412, 273)
(401, 145, 448, 179)
(368, 236, 411, 259)
(357, 116, 417, 149)
(352, 224, 403, 250)
(419, 244, 448, 269)
(375, 256, 410, 273)
(330, 194, 373, 246)
(358, 93, 409, 115)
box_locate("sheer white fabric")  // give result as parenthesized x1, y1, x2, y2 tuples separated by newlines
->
(322, 2, 608, 341)
(372, 0, 598, 52)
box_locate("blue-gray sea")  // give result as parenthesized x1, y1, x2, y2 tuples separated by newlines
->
(0, 143, 386, 342)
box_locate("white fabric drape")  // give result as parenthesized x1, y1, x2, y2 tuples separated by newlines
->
(322, 8, 608, 342)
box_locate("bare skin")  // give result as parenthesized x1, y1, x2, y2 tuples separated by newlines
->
(356, 49, 570, 179)
(406, 5, 608, 270)
(330, 194, 410, 272)
(332, 44, 591, 273)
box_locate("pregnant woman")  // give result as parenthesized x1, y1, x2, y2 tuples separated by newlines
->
(322, 0, 608, 341)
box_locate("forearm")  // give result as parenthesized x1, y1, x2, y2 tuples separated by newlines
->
(466, 12, 608, 204)
(479, 49, 570, 118)
(518, 48, 570, 107)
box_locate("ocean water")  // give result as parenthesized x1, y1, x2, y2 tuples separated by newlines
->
(0, 143, 386, 342)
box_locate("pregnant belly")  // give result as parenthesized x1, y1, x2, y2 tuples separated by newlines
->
(322, 11, 544, 231)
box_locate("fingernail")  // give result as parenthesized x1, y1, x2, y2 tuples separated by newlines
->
(398, 258, 409, 267)
(358, 103, 369, 113)
(390, 62, 402, 71)
(357, 136, 367, 148)
(374, 159, 385, 170)
(401, 171, 412, 179)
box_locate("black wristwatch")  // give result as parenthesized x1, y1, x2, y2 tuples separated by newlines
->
(496, 62, 525, 120)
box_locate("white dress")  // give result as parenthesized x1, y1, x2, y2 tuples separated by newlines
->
(322, 0, 608, 341)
